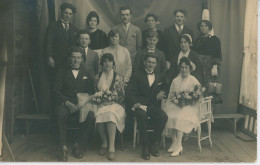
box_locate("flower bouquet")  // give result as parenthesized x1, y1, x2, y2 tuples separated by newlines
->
(91, 89, 119, 105)
(171, 85, 205, 107)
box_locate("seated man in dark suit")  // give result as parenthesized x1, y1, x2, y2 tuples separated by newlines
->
(53, 47, 95, 161)
(126, 54, 168, 160)
(77, 29, 99, 77)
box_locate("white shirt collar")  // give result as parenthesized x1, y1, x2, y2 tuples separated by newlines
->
(122, 22, 131, 30)
(175, 23, 184, 32)
(178, 49, 190, 65)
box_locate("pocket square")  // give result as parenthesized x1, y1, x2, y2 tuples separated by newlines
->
(157, 82, 162, 86)
(82, 76, 88, 79)
(132, 33, 136, 37)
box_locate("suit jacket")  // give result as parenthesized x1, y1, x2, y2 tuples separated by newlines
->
(163, 25, 193, 62)
(125, 69, 167, 113)
(82, 48, 99, 77)
(112, 23, 142, 65)
(133, 47, 167, 75)
(46, 20, 78, 68)
(53, 66, 95, 105)
(168, 50, 203, 84)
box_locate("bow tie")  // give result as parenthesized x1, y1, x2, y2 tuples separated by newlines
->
(71, 68, 79, 71)
(147, 72, 154, 75)
(147, 47, 155, 52)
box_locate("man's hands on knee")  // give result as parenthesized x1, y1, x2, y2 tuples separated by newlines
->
(132, 103, 147, 112)
(65, 101, 78, 113)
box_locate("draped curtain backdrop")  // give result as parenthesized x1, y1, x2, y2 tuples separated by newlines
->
(208, 0, 246, 113)
(239, 0, 257, 111)
(36, 0, 247, 114)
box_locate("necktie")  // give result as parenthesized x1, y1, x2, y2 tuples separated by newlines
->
(178, 25, 182, 35)
(64, 23, 69, 31)
(123, 25, 128, 35)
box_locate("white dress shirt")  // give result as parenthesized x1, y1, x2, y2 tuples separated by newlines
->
(72, 70, 79, 79)
(145, 69, 155, 87)
(175, 23, 183, 34)
(84, 47, 89, 58)
(122, 22, 130, 34)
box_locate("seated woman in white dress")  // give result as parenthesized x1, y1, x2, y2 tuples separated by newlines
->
(163, 57, 200, 157)
(94, 53, 126, 160)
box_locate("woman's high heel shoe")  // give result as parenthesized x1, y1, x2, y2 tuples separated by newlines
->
(168, 144, 176, 153)
(170, 146, 183, 157)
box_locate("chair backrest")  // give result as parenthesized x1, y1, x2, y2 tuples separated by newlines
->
(198, 96, 213, 122)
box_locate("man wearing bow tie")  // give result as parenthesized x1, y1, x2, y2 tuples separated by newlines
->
(112, 6, 142, 67)
(46, 3, 78, 69)
(126, 55, 168, 160)
(133, 31, 167, 76)
(53, 47, 95, 161)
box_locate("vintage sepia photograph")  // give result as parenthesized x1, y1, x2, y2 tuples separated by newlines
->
(0, 0, 257, 163)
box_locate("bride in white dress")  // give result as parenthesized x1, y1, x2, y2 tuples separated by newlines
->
(163, 57, 200, 157)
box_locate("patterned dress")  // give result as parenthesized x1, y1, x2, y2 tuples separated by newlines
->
(193, 35, 222, 104)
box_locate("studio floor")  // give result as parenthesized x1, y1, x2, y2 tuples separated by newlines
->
(2, 120, 257, 162)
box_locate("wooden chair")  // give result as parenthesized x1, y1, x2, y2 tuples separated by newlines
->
(133, 116, 154, 150)
(161, 96, 213, 152)
(196, 96, 213, 152)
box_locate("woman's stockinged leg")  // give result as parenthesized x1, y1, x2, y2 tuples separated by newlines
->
(107, 121, 117, 152)
(97, 123, 108, 148)
(176, 130, 183, 148)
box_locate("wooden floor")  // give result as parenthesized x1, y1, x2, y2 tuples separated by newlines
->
(3, 122, 257, 162)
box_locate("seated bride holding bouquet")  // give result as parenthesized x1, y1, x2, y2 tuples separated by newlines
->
(163, 57, 205, 157)
(77, 53, 126, 160)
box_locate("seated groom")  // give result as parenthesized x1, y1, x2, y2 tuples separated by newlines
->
(53, 47, 95, 161)
(126, 54, 168, 160)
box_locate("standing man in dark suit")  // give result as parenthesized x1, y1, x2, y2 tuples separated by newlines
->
(53, 47, 95, 161)
(46, 3, 78, 70)
(77, 29, 99, 77)
(112, 6, 142, 67)
(164, 9, 193, 70)
(126, 55, 168, 160)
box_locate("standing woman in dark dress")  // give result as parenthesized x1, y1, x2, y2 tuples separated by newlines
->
(193, 20, 222, 103)
(142, 13, 165, 53)
(86, 11, 109, 50)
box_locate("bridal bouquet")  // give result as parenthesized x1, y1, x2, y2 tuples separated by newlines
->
(171, 85, 205, 107)
(91, 89, 119, 105)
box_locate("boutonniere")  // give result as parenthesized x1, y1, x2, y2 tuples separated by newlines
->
(82, 76, 88, 80)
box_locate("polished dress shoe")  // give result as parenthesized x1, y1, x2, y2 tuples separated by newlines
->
(72, 144, 83, 159)
(59, 149, 68, 161)
(149, 145, 160, 157)
(141, 146, 150, 160)
(99, 147, 107, 156)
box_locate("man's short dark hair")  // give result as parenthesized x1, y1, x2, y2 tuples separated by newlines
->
(146, 31, 159, 39)
(144, 54, 158, 62)
(60, 3, 77, 13)
(86, 11, 100, 26)
(174, 9, 187, 17)
(120, 6, 132, 14)
(76, 29, 91, 39)
(68, 46, 83, 57)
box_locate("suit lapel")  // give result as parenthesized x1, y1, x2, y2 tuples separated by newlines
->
(150, 72, 159, 90)
(142, 70, 150, 90)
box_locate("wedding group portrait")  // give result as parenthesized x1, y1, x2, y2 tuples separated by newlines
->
(0, 0, 257, 163)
